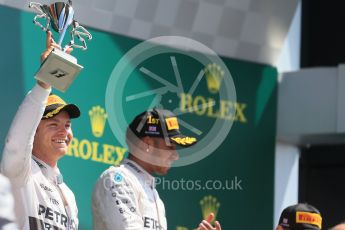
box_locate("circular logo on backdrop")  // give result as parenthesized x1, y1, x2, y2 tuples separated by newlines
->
(105, 36, 236, 167)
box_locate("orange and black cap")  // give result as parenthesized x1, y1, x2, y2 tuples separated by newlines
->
(278, 203, 322, 230)
(129, 108, 197, 147)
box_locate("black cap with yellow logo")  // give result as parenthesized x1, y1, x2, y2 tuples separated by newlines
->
(42, 94, 80, 120)
(128, 108, 197, 147)
(278, 203, 322, 230)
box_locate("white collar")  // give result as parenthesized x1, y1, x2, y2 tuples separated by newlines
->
(32, 155, 63, 185)
(123, 159, 156, 188)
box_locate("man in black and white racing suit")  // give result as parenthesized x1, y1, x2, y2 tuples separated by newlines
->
(1, 31, 79, 230)
(92, 109, 221, 230)
(93, 157, 167, 229)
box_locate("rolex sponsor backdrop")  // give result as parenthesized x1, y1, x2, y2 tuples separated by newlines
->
(0, 5, 277, 230)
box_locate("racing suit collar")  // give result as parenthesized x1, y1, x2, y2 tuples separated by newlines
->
(32, 155, 63, 185)
(123, 158, 156, 188)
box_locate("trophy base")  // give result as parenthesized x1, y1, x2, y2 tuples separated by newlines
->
(35, 49, 83, 92)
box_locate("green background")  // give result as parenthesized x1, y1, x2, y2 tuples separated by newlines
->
(0, 5, 277, 229)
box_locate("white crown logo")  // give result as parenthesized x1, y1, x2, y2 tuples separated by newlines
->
(204, 63, 224, 94)
(200, 195, 220, 224)
(89, 106, 107, 138)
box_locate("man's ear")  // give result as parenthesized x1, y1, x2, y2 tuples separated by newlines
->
(141, 136, 153, 146)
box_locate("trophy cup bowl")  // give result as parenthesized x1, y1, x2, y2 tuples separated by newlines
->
(29, 1, 92, 92)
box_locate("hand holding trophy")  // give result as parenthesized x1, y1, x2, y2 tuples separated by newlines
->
(29, 0, 92, 92)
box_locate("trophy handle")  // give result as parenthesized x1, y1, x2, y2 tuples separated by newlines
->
(28, 2, 51, 31)
(64, 21, 92, 51)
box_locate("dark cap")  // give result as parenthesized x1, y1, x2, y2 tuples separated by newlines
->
(42, 94, 80, 119)
(128, 109, 197, 147)
(278, 203, 322, 230)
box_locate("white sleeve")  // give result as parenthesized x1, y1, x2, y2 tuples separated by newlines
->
(92, 170, 143, 230)
(0, 84, 50, 185)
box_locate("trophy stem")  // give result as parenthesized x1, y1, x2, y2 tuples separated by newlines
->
(58, 27, 68, 46)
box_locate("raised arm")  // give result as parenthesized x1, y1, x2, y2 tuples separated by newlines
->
(0, 32, 57, 184)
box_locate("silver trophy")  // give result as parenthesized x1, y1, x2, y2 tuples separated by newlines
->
(29, 1, 92, 92)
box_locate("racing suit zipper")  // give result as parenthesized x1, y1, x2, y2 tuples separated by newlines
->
(152, 185, 162, 230)
(56, 184, 74, 230)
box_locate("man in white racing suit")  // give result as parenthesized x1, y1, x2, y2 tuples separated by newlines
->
(92, 109, 221, 230)
(1, 31, 79, 230)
